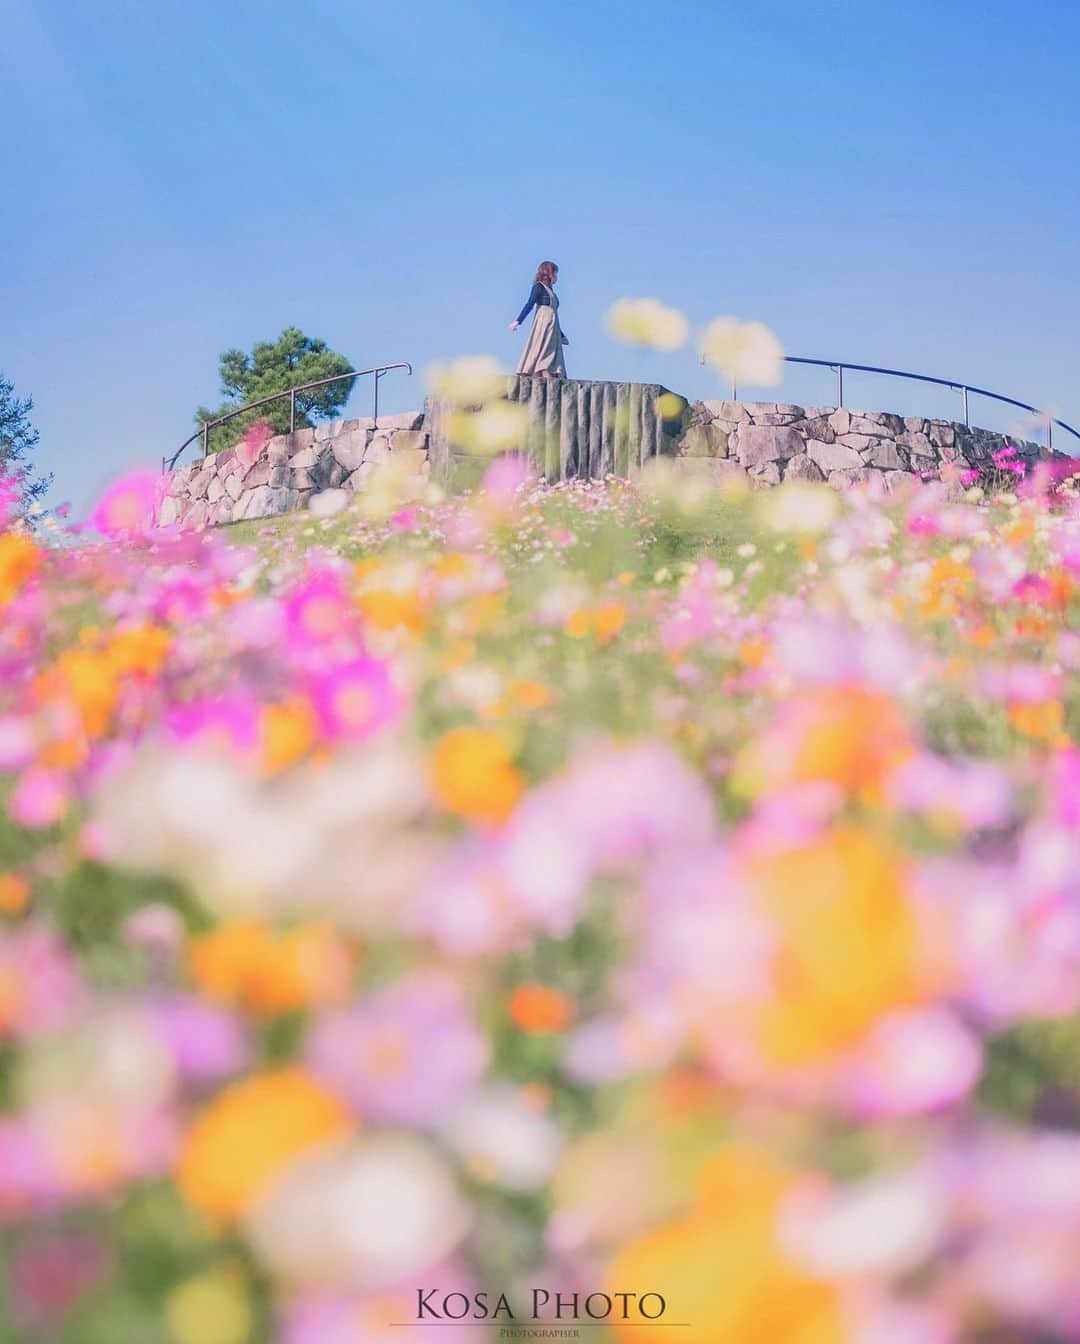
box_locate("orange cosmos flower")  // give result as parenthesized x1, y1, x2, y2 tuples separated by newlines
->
(432, 727, 523, 825)
(259, 698, 318, 775)
(734, 687, 914, 802)
(510, 984, 573, 1034)
(1009, 700, 1065, 743)
(0, 874, 29, 915)
(188, 919, 354, 1017)
(0, 532, 42, 606)
(176, 1069, 351, 1221)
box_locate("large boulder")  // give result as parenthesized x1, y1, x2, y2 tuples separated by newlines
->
(679, 423, 729, 458)
(784, 454, 826, 483)
(331, 429, 369, 472)
(734, 424, 804, 468)
(863, 440, 905, 470)
(807, 439, 862, 471)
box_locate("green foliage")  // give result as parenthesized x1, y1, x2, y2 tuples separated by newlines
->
(0, 373, 51, 505)
(194, 327, 355, 454)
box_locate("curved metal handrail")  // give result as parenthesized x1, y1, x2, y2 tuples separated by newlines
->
(702, 353, 1078, 453)
(164, 361, 413, 472)
(782, 356, 1079, 452)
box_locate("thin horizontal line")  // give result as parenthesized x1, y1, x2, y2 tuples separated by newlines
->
(387, 1326, 691, 1330)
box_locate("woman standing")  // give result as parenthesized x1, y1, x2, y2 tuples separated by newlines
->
(509, 260, 569, 378)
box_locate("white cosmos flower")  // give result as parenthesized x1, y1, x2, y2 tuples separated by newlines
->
(93, 741, 440, 930)
(309, 488, 350, 518)
(248, 1136, 471, 1290)
(763, 481, 839, 535)
(442, 1086, 566, 1192)
(779, 1170, 944, 1279)
(700, 317, 784, 387)
(606, 298, 688, 351)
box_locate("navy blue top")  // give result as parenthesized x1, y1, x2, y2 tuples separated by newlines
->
(516, 282, 552, 325)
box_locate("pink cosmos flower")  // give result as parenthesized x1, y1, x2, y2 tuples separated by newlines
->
(0, 1120, 63, 1217)
(8, 1231, 112, 1333)
(390, 506, 420, 533)
(147, 994, 250, 1082)
(90, 470, 160, 539)
(165, 696, 261, 755)
(308, 657, 402, 742)
(847, 1009, 983, 1118)
(236, 421, 273, 469)
(8, 769, 69, 828)
(482, 454, 532, 503)
(283, 570, 355, 650)
(307, 972, 489, 1128)
(0, 924, 86, 1039)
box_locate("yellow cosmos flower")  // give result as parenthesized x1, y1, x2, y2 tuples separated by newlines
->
(166, 1269, 253, 1344)
(106, 624, 171, 677)
(259, 697, 318, 775)
(359, 589, 427, 634)
(432, 727, 523, 825)
(609, 1147, 843, 1344)
(747, 829, 925, 1066)
(176, 1069, 351, 1221)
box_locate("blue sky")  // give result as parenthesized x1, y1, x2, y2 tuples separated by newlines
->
(4, 0, 1078, 512)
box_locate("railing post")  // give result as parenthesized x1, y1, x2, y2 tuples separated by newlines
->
(1048, 418, 1053, 451)
(202, 421, 209, 458)
(836, 364, 844, 408)
(961, 386, 969, 426)
(730, 375, 737, 401)
(289, 389, 296, 434)
(373, 369, 381, 428)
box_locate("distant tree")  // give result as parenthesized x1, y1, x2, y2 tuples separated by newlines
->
(0, 374, 52, 507)
(195, 328, 356, 454)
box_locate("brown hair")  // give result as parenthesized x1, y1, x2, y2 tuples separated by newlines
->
(534, 260, 558, 286)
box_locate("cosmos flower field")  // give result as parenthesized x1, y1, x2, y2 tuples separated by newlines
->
(4, 448, 1080, 1343)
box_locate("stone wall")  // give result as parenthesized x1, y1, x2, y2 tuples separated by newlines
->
(156, 381, 1066, 527)
(672, 399, 1058, 491)
(157, 413, 428, 528)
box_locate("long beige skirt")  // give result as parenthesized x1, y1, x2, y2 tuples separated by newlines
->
(516, 305, 566, 377)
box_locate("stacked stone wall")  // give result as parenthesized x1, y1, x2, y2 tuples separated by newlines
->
(155, 382, 1067, 527)
(157, 413, 427, 528)
(672, 400, 1056, 491)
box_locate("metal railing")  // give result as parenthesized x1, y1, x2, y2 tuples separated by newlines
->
(711, 355, 1079, 453)
(164, 362, 413, 472)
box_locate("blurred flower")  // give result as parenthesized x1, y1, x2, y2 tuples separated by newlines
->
(90, 469, 160, 539)
(700, 317, 784, 387)
(189, 919, 354, 1018)
(176, 1068, 352, 1221)
(429, 356, 505, 407)
(248, 1136, 471, 1290)
(0, 532, 42, 605)
(442, 1085, 565, 1191)
(308, 972, 489, 1127)
(165, 1268, 254, 1344)
(432, 727, 523, 826)
(605, 298, 688, 351)
(609, 1147, 842, 1344)
(310, 488, 351, 518)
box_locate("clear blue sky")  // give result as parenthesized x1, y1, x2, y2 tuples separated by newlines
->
(4, 0, 1078, 512)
